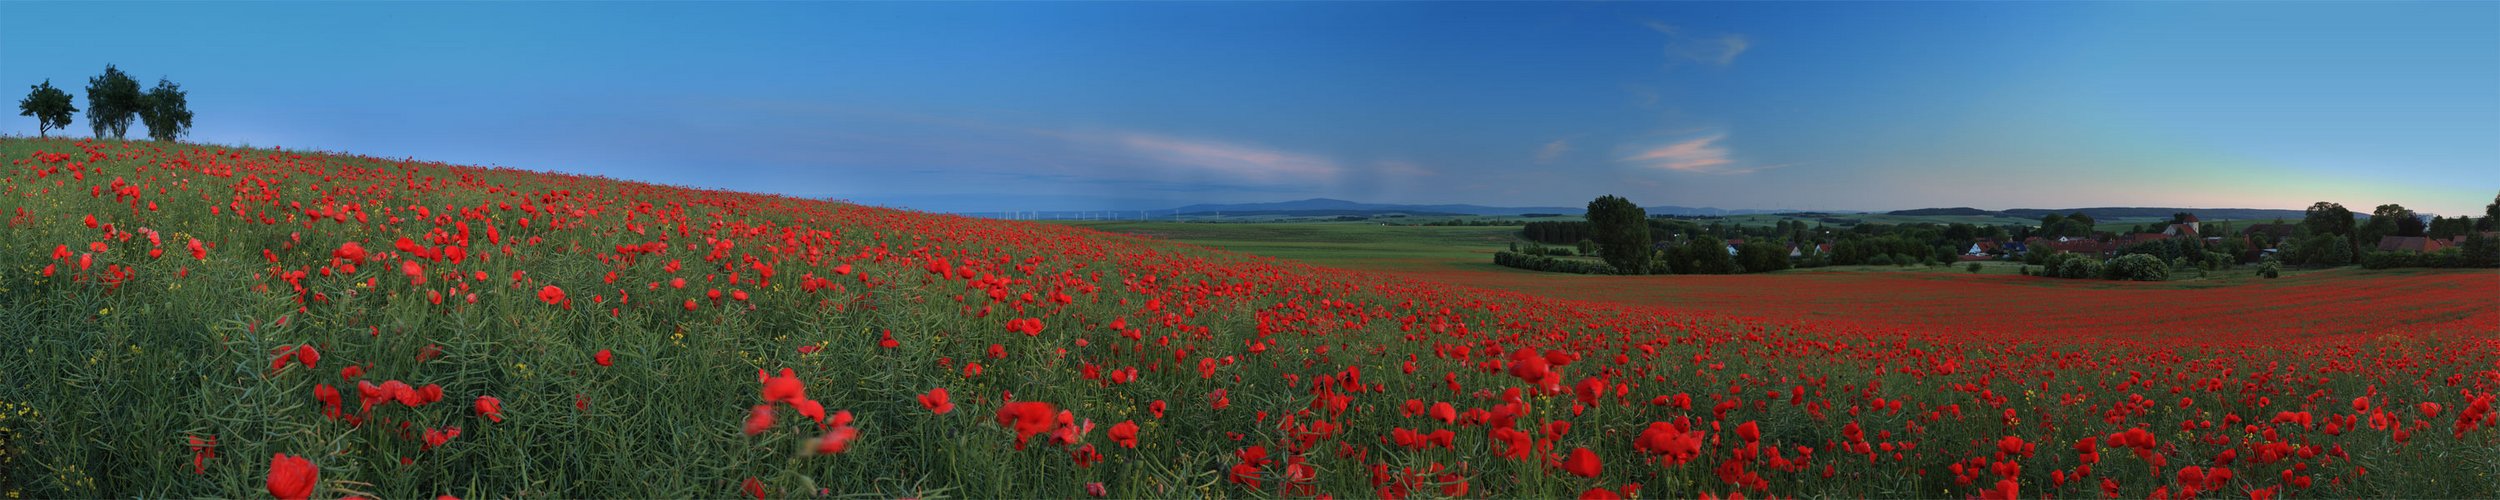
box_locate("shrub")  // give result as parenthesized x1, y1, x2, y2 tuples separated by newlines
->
(1966, 262, 1983, 273)
(1494, 251, 1620, 275)
(2105, 254, 2170, 281)
(2259, 260, 2282, 279)
(2055, 257, 2101, 279)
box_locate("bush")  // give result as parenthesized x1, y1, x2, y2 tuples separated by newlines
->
(1966, 262, 1983, 273)
(1867, 254, 1895, 266)
(2053, 255, 2101, 279)
(2361, 251, 2413, 270)
(2259, 260, 2281, 279)
(2105, 254, 2170, 281)
(1494, 251, 1620, 275)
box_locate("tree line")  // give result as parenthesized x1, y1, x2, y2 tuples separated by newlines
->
(17, 64, 192, 141)
(1507, 193, 2500, 278)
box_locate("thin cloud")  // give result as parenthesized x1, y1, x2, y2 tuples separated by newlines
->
(1620, 133, 1789, 175)
(1105, 132, 1342, 184)
(1537, 139, 1573, 164)
(1642, 20, 1750, 67)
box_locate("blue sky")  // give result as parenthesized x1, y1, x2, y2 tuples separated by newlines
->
(4, 1, 2494, 214)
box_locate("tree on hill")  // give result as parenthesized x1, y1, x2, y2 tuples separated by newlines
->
(1681, 234, 1734, 274)
(2038, 212, 2092, 239)
(18, 80, 77, 137)
(2482, 191, 2499, 231)
(84, 65, 142, 140)
(138, 78, 192, 142)
(1585, 195, 1652, 274)
(2302, 201, 2356, 243)
(2362, 204, 2418, 242)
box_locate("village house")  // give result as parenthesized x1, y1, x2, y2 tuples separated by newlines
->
(2376, 236, 2448, 253)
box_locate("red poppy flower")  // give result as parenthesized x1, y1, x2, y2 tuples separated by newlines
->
(267, 453, 318, 500)
(812, 421, 859, 455)
(474, 396, 504, 423)
(760, 368, 807, 403)
(790, 398, 827, 423)
(1109, 420, 1139, 449)
(294, 345, 320, 369)
(744, 404, 776, 435)
(1561, 447, 1602, 478)
(593, 349, 612, 367)
(333, 242, 367, 264)
(995, 401, 1060, 449)
(919, 388, 955, 414)
(539, 285, 566, 305)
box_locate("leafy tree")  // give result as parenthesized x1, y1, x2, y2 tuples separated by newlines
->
(2482, 191, 2499, 231)
(2363, 204, 2418, 241)
(84, 65, 142, 139)
(1584, 195, 1652, 274)
(2301, 202, 2356, 255)
(18, 80, 76, 137)
(2305, 234, 2354, 267)
(1682, 235, 1734, 274)
(1735, 242, 1790, 273)
(2425, 216, 2471, 239)
(2462, 232, 2500, 268)
(138, 78, 192, 142)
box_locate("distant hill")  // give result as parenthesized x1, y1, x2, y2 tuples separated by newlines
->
(1888, 206, 2312, 221)
(1169, 198, 1801, 217)
(1887, 207, 1995, 216)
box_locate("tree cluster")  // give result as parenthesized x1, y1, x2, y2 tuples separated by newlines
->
(17, 64, 191, 141)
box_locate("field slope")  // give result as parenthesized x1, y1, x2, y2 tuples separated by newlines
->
(2, 138, 2495, 499)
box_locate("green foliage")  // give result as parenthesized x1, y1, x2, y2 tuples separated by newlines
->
(138, 78, 192, 142)
(2102, 254, 2168, 281)
(1584, 195, 1652, 274)
(1680, 235, 1735, 274)
(1734, 241, 1790, 273)
(2258, 260, 2281, 279)
(17, 80, 76, 137)
(1966, 262, 1983, 273)
(2484, 191, 2499, 231)
(2465, 232, 2500, 268)
(1492, 250, 1618, 274)
(2037, 213, 2093, 239)
(83, 65, 142, 140)
(2056, 257, 2101, 279)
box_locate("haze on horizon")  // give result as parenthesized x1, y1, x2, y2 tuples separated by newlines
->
(3, 1, 2494, 215)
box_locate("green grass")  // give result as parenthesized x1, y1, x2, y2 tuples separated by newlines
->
(7, 138, 2495, 500)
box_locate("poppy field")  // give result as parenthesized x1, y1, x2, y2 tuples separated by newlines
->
(2, 137, 2496, 499)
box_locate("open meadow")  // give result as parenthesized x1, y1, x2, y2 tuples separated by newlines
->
(4, 137, 2497, 500)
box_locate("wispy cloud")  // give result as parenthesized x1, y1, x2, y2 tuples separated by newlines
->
(1101, 132, 1342, 184)
(1537, 139, 1573, 164)
(1620, 133, 1789, 175)
(1642, 20, 1750, 67)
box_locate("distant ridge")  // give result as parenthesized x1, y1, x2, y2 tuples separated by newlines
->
(1887, 206, 2312, 220)
(1169, 198, 1802, 217)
